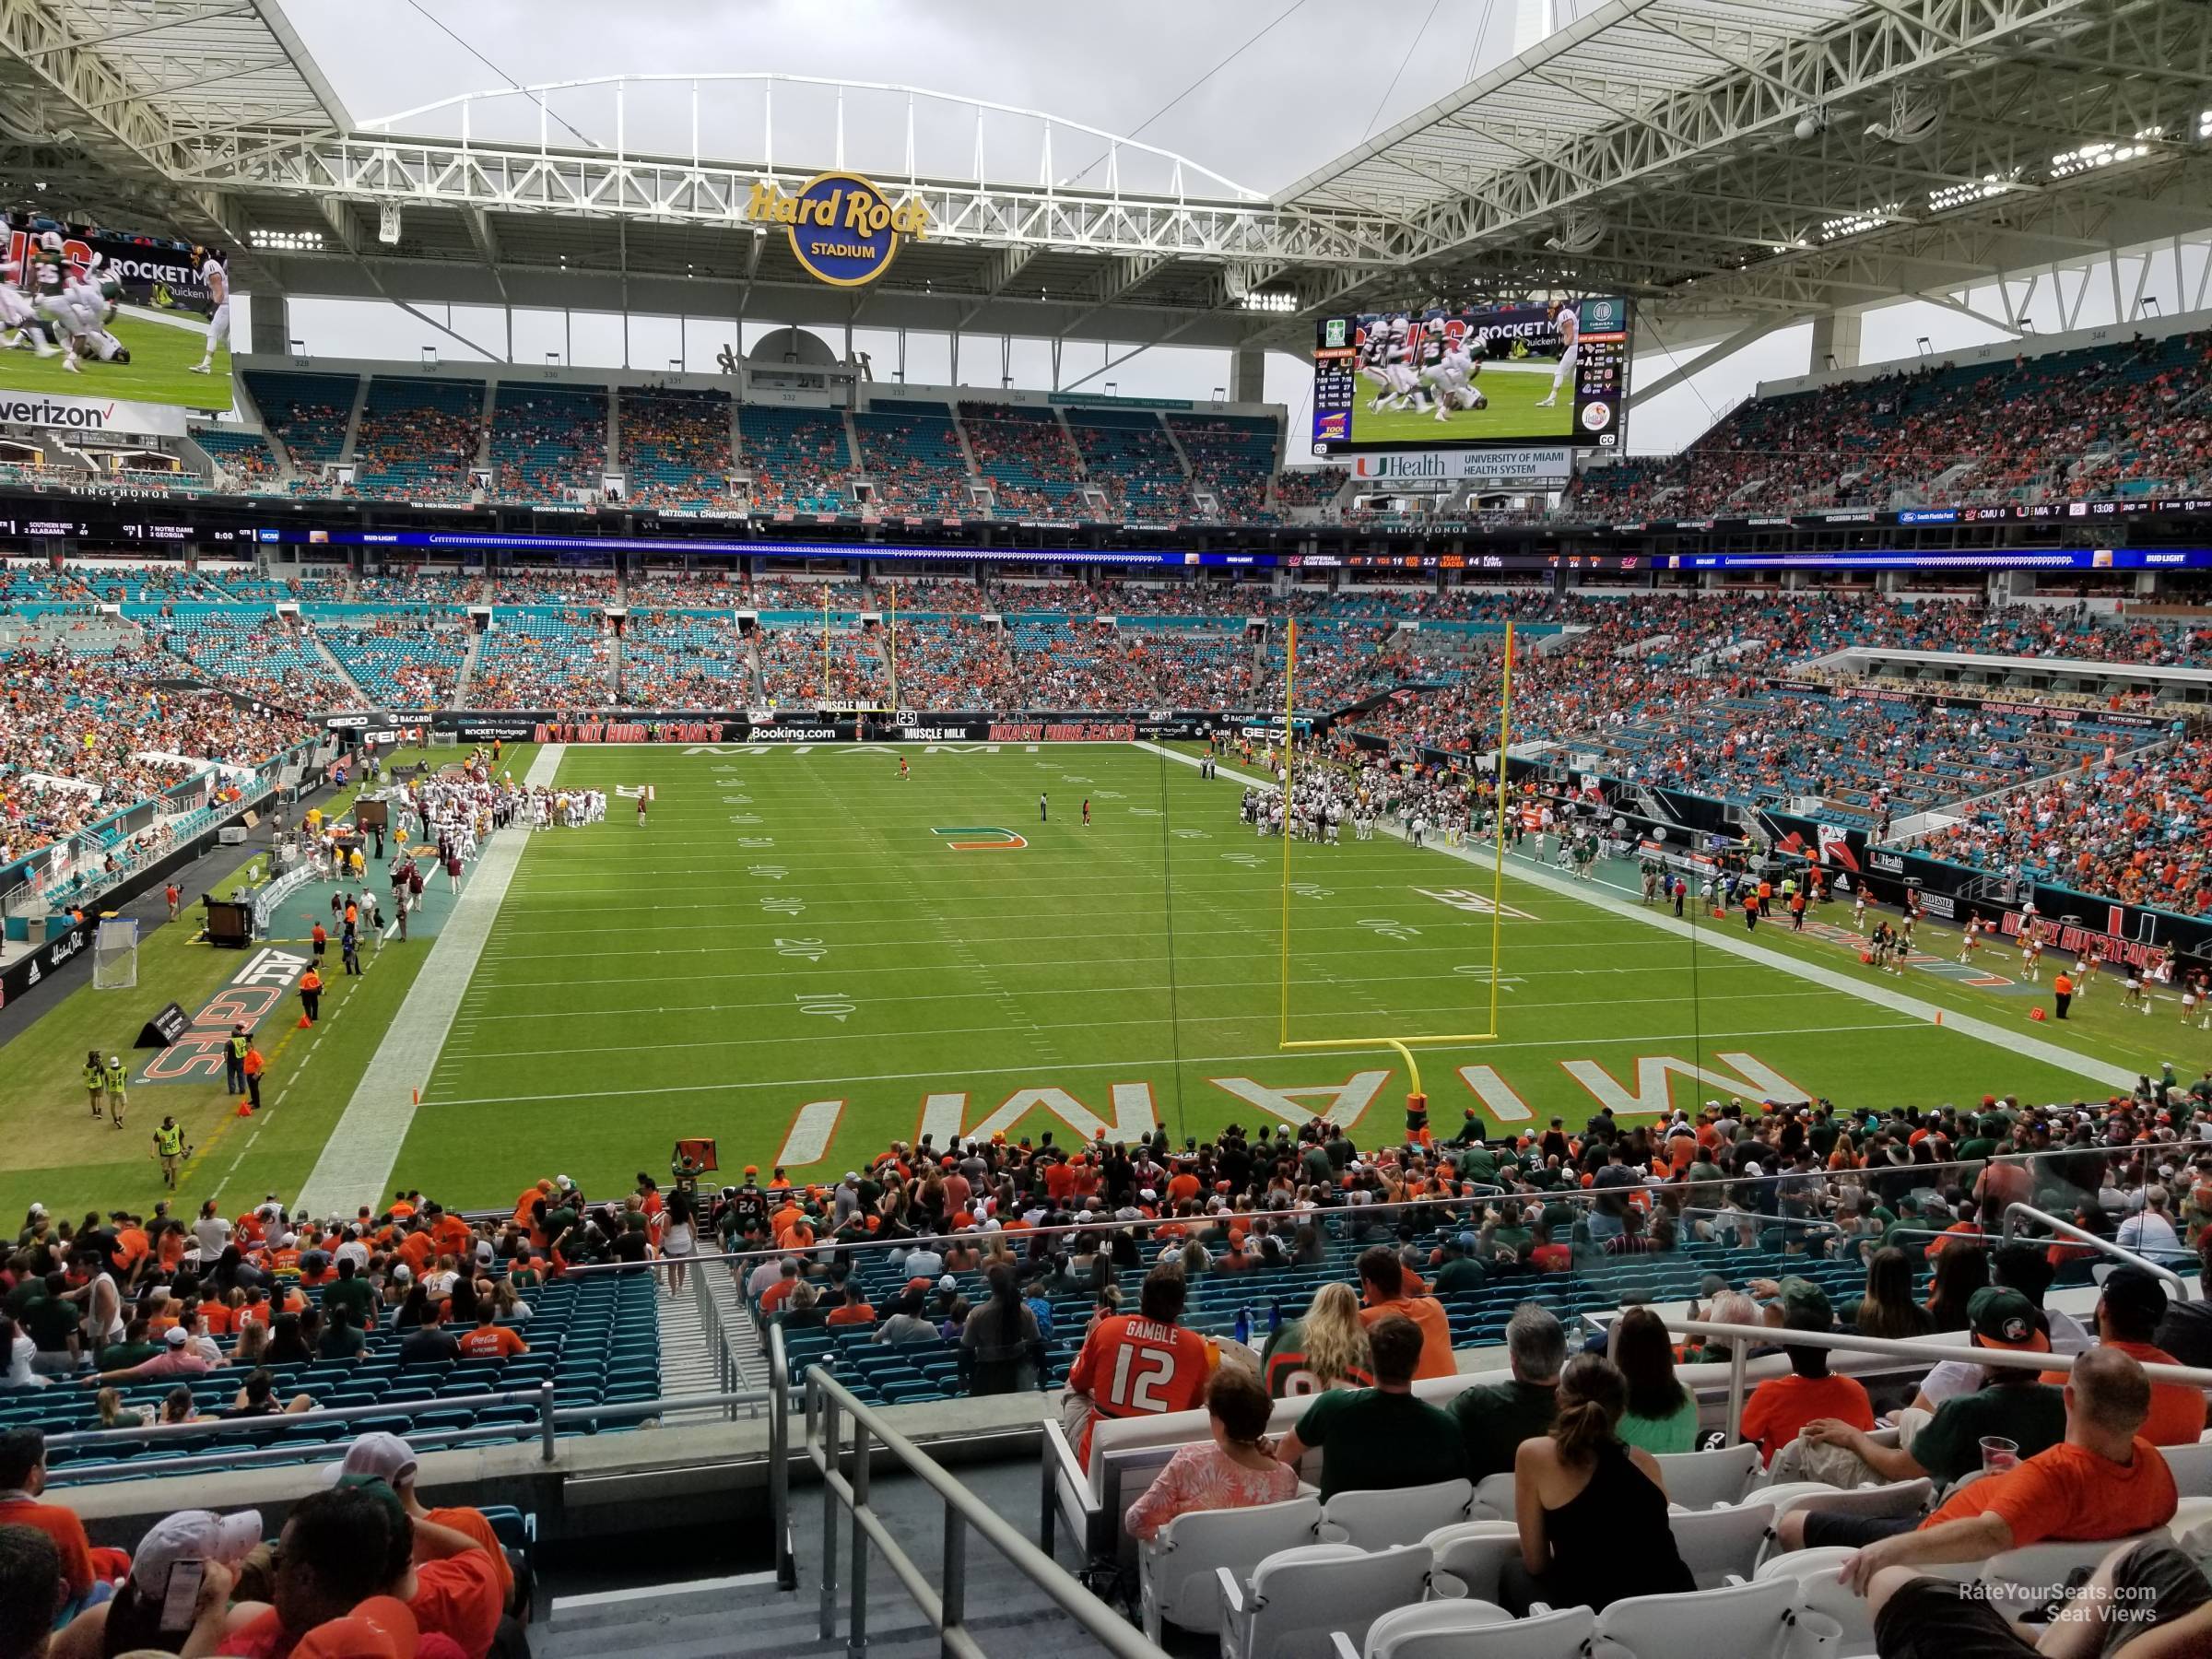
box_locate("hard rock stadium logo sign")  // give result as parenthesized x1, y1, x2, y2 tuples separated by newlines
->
(747, 171, 931, 288)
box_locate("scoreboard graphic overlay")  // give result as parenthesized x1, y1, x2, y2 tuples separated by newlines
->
(1312, 297, 1629, 456)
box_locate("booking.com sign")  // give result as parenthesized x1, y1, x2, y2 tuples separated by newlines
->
(747, 171, 931, 287)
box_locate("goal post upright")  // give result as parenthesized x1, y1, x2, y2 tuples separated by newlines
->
(1277, 616, 1514, 1106)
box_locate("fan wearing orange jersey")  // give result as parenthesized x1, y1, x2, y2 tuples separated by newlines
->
(1065, 1265, 1216, 1466)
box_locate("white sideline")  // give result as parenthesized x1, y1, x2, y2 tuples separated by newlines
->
(293, 745, 568, 1214)
(1131, 740, 2137, 1096)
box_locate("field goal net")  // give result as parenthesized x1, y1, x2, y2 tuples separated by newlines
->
(93, 918, 138, 990)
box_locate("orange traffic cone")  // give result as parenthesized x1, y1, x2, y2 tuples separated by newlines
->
(235, 1101, 253, 1116)
(297, 1014, 312, 1029)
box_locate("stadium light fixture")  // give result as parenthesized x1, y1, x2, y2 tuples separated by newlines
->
(1816, 202, 1903, 243)
(1240, 291, 1298, 313)
(250, 229, 324, 253)
(2048, 138, 2153, 181)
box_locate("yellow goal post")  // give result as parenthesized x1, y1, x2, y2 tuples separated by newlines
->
(1277, 617, 1517, 1105)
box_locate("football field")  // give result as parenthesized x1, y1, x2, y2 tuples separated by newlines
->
(0, 306, 229, 408)
(367, 742, 2135, 1206)
(1347, 360, 1573, 446)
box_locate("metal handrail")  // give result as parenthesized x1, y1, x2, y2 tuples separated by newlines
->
(38, 1382, 771, 1487)
(2001, 1200, 2193, 1298)
(769, 1323, 796, 1591)
(1660, 1314, 2212, 1449)
(803, 1363, 1166, 1659)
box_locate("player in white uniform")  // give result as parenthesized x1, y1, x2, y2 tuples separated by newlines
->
(191, 250, 229, 374)
(1374, 315, 1421, 410)
(27, 233, 81, 371)
(1422, 335, 1486, 422)
(0, 253, 40, 350)
(1535, 300, 1579, 408)
(1357, 320, 1392, 396)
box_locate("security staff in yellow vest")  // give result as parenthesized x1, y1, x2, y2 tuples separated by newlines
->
(101, 1054, 128, 1129)
(153, 1116, 186, 1187)
(224, 1024, 250, 1093)
(82, 1049, 105, 1119)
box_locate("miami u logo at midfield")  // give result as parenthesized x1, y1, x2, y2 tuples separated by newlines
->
(932, 827, 1027, 852)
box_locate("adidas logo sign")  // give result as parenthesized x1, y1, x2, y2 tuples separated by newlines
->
(26, 962, 39, 984)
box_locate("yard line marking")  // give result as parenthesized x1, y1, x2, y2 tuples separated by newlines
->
(1133, 741, 2137, 1094)
(294, 744, 567, 1215)
(441, 978, 1831, 1032)
(421, 1018, 1925, 1109)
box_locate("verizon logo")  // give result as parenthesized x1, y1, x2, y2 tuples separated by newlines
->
(0, 396, 114, 429)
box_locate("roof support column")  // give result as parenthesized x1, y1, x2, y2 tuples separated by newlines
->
(1230, 345, 1265, 405)
(249, 291, 290, 357)
(1808, 312, 1861, 372)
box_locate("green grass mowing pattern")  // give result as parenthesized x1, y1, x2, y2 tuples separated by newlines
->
(0, 309, 230, 408)
(1346, 362, 1572, 446)
(388, 745, 2114, 1207)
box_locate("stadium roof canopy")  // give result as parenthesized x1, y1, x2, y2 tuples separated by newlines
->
(0, 0, 2206, 362)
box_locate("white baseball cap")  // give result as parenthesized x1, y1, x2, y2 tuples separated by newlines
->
(325, 1430, 418, 1488)
(130, 1508, 264, 1590)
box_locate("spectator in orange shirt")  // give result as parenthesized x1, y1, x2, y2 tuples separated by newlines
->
(1355, 1246, 1455, 1380)
(759, 1259, 802, 1316)
(2041, 1267, 2206, 1446)
(1789, 1347, 2175, 1593)
(826, 1283, 876, 1327)
(0, 1428, 107, 1603)
(455, 1307, 527, 1360)
(1738, 1279, 1875, 1465)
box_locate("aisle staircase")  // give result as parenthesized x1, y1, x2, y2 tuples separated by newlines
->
(453, 627, 486, 704)
(534, 1460, 1116, 1659)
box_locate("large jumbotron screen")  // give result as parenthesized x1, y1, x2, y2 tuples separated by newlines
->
(0, 218, 234, 411)
(1310, 295, 1629, 455)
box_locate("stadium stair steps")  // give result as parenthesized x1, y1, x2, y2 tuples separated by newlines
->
(307, 633, 374, 707)
(535, 1462, 1118, 1659)
(475, 381, 497, 468)
(453, 627, 486, 704)
(335, 377, 371, 466)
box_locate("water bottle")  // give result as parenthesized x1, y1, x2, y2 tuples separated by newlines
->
(1268, 1300, 1283, 1335)
(1233, 1306, 1252, 1346)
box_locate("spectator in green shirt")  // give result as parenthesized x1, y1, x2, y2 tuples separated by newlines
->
(1431, 1235, 1488, 1294)
(320, 1257, 376, 1330)
(1450, 1302, 1566, 1478)
(1274, 1312, 1467, 1500)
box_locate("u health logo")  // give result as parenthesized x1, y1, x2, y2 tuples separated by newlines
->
(749, 171, 930, 287)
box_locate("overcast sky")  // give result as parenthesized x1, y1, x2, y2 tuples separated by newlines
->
(252, 0, 2205, 456)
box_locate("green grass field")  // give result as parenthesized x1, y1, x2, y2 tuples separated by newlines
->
(0, 307, 230, 408)
(1348, 361, 1571, 446)
(5, 741, 2199, 1220)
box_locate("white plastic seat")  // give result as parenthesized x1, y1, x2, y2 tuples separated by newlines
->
(1421, 1521, 1523, 1607)
(1655, 1442, 1761, 1509)
(1468, 1471, 1518, 1522)
(1220, 1542, 1434, 1659)
(1754, 1478, 1935, 1569)
(1137, 1495, 1323, 1643)
(1673, 1498, 1777, 1588)
(1320, 1479, 1476, 1550)
(1334, 1600, 1598, 1659)
(1594, 1573, 1801, 1659)
(2159, 1438, 2212, 1499)
(1755, 1547, 1875, 1653)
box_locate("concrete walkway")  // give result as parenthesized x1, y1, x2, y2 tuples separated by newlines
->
(295, 746, 567, 1214)
(1135, 741, 2136, 1096)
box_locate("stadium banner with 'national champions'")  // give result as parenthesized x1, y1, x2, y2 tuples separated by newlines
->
(433, 709, 1266, 745)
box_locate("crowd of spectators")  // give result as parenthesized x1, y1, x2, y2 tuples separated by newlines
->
(619, 611, 752, 707)
(1568, 330, 2212, 521)
(756, 621, 888, 704)
(0, 655, 308, 866)
(618, 387, 734, 512)
(1910, 735, 2212, 914)
(468, 609, 613, 709)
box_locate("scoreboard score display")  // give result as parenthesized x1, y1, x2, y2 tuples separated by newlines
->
(1312, 296, 1630, 456)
